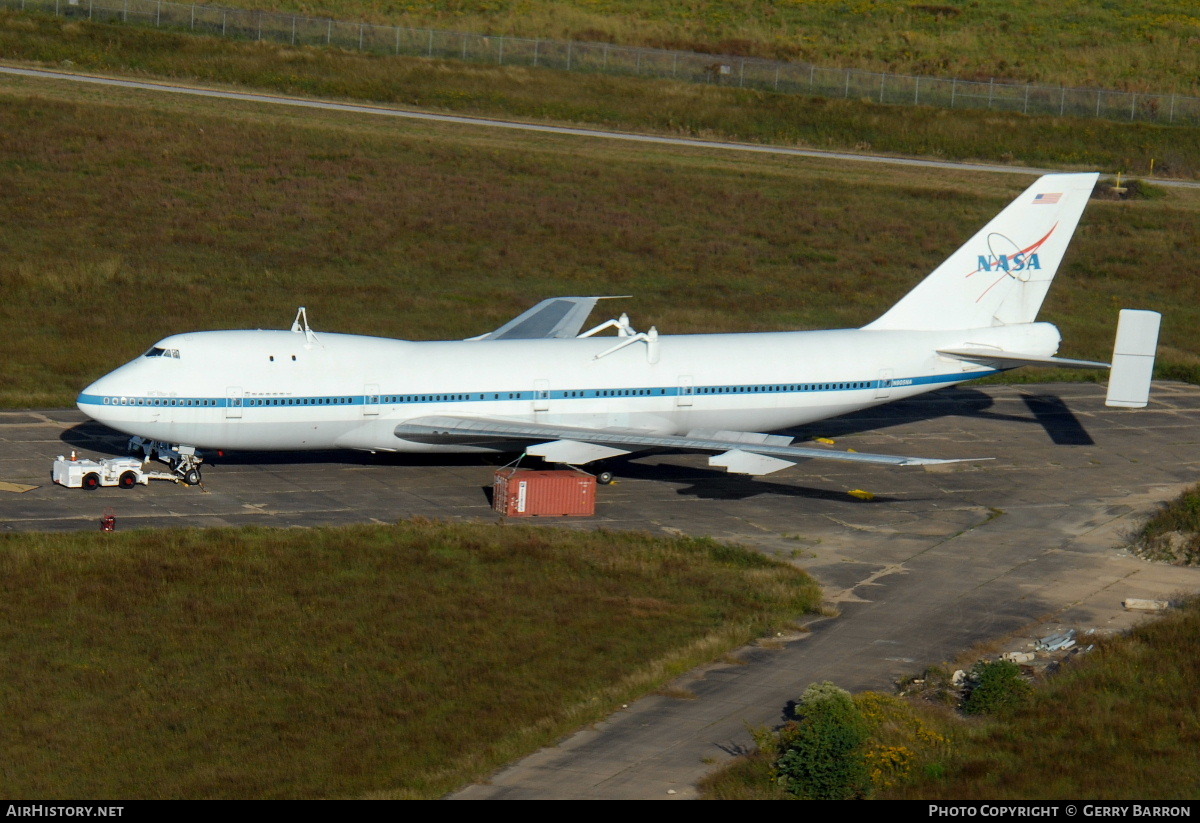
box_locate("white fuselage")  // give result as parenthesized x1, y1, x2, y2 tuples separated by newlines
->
(77, 322, 1061, 454)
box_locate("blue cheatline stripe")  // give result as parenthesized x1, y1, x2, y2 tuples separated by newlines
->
(75, 369, 995, 411)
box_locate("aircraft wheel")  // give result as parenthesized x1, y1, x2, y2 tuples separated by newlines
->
(82, 473, 100, 491)
(596, 471, 614, 485)
(184, 468, 201, 486)
(118, 471, 137, 490)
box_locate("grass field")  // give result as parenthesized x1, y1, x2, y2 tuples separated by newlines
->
(0, 520, 820, 798)
(186, 0, 1200, 95)
(5, 11, 1200, 181)
(2, 69, 1199, 408)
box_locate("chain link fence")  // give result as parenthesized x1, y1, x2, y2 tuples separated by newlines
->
(5, 0, 1199, 127)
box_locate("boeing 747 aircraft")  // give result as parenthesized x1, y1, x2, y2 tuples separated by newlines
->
(76, 172, 1158, 486)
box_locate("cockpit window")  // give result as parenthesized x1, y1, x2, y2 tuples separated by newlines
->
(144, 347, 180, 359)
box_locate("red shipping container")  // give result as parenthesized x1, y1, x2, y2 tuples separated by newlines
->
(493, 468, 597, 517)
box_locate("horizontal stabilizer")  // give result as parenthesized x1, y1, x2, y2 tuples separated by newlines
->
(938, 348, 1110, 370)
(1106, 309, 1161, 408)
(395, 415, 987, 473)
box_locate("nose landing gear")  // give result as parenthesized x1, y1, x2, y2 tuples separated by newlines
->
(128, 437, 205, 486)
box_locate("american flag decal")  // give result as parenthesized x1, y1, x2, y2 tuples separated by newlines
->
(1033, 192, 1062, 204)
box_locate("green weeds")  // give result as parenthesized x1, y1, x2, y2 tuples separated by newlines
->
(1133, 483, 1200, 564)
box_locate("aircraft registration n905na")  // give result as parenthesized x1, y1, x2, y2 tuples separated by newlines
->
(77, 172, 1160, 487)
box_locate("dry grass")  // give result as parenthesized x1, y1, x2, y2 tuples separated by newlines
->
(0, 520, 820, 798)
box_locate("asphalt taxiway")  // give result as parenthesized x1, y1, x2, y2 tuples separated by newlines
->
(3, 382, 1200, 798)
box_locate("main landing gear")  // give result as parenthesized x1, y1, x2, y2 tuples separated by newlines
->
(128, 437, 205, 486)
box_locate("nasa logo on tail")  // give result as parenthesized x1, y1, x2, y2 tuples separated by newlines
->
(976, 251, 1042, 274)
(966, 224, 1059, 300)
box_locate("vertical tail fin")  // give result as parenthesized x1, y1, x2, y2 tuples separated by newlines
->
(865, 173, 1099, 331)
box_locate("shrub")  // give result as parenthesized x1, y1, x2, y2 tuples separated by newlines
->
(961, 660, 1031, 716)
(775, 682, 871, 799)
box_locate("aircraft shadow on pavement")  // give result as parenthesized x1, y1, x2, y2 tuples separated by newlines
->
(1019, 393, 1095, 445)
(598, 456, 906, 503)
(784, 386, 1095, 446)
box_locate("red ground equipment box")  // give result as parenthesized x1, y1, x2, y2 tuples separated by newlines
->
(493, 469, 597, 517)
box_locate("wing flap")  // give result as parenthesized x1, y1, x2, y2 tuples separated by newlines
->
(710, 449, 798, 475)
(526, 440, 632, 464)
(394, 415, 985, 475)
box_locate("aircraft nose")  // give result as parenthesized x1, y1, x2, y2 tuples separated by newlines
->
(76, 363, 141, 422)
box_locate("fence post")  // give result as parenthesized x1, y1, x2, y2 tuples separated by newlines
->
(739, 59, 744, 87)
(1060, 86, 1065, 116)
(1130, 93, 1136, 121)
(497, 36, 503, 65)
(427, 28, 433, 57)
(326, 19, 331, 45)
(189, 2, 194, 30)
(156, 0, 161, 27)
(291, 15, 295, 46)
(914, 75, 919, 105)
(533, 39, 538, 67)
(358, 23, 363, 51)
(672, 53, 677, 77)
(988, 77, 994, 108)
(879, 73, 884, 103)
(1023, 84, 1029, 115)
(844, 68, 850, 98)
(1169, 93, 1175, 123)
(566, 41, 572, 71)
(221, 9, 226, 37)
(1095, 90, 1101, 117)
(774, 65, 779, 91)
(951, 78, 956, 108)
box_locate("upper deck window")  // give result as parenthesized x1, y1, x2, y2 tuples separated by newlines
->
(144, 347, 180, 359)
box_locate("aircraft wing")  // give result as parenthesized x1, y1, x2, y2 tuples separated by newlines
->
(938, 348, 1110, 370)
(466, 296, 627, 341)
(393, 415, 985, 475)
